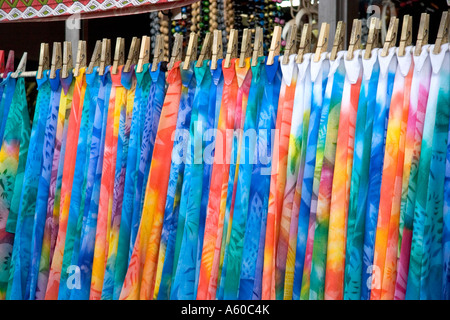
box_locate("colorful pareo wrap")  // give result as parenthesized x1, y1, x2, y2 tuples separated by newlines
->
(344, 48, 380, 300)
(215, 57, 252, 300)
(371, 46, 414, 300)
(394, 44, 432, 300)
(197, 59, 239, 300)
(0, 37, 449, 301)
(283, 53, 312, 300)
(325, 49, 363, 300)
(220, 56, 265, 300)
(156, 61, 195, 300)
(406, 43, 449, 300)
(0, 75, 30, 300)
(120, 61, 182, 300)
(239, 55, 282, 300)
(361, 47, 397, 300)
(171, 60, 212, 300)
(292, 52, 329, 300)
(1, 71, 50, 301)
(308, 51, 346, 300)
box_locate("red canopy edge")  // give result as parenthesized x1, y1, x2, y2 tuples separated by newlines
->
(0, 0, 198, 23)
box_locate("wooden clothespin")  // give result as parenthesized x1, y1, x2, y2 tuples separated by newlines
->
(282, 24, 298, 64)
(50, 42, 62, 79)
(183, 32, 198, 70)
(347, 19, 362, 60)
(37, 43, 50, 79)
(314, 22, 330, 62)
(61, 41, 73, 79)
(376, 18, 382, 48)
(414, 13, 430, 56)
(136, 35, 150, 73)
(74, 40, 87, 77)
(296, 23, 312, 64)
(87, 40, 101, 75)
(381, 17, 399, 57)
(99, 38, 111, 76)
(196, 32, 212, 68)
(330, 21, 346, 61)
(211, 30, 223, 70)
(433, 11, 449, 55)
(124, 37, 140, 73)
(398, 15, 412, 57)
(168, 33, 183, 70)
(267, 25, 282, 65)
(11, 52, 26, 78)
(364, 17, 379, 60)
(224, 29, 238, 68)
(112, 37, 125, 75)
(251, 27, 264, 67)
(151, 34, 164, 72)
(239, 28, 253, 68)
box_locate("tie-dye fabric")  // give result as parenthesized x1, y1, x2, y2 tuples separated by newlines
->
(371, 46, 414, 300)
(0, 71, 49, 300)
(239, 56, 282, 300)
(110, 64, 147, 299)
(220, 56, 265, 300)
(325, 50, 362, 300)
(273, 54, 305, 300)
(59, 68, 101, 300)
(292, 52, 329, 300)
(308, 51, 346, 300)
(26, 72, 65, 300)
(0, 74, 16, 144)
(197, 59, 238, 300)
(262, 55, 298, 300)
(112, 63, 166, 300)
(41, 75, 77, 300)
(10, 72, 72, 300)
(418, 45, 449, 300)
(443, 100, 450, 300)
(45, 68, 111, 300)
(344, 49, 380, 300)
(2, 37, 449, 301)
(195, 61, 224, 298)
(298, 52, 340, 300)
(128, 63, 167, 257)
(103, 67, 136, 295)
(361, 47, 397, 300)
(214, 57, 252, 298)
(282, 53, 312, 300)
(0, 76, 30, 300)
(171, 60, 212, 300)
(56, 68, 105, 300)
(156, 61, 195, 300)
(406, 43, 449, 300)
(77, 66, 131, 300)
(120, 61, 182, 300)
(394, 44, 432, 300)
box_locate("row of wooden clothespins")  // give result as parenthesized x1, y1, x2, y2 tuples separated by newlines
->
(1, 10, 448, 81)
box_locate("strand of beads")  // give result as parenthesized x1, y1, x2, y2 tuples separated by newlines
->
(158, 10, 170, 61)
(218, 0, 227, 49)
(191, 1, 200, 33)
(209, 0, 218, 32)
(233, 0, 244, 32)
(170, 7, 190, 36)
(197, 0, 210, 52)
(264, 0, 285, 54)
(224, 0, 234, 33)
(149, 11, 159, 54)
